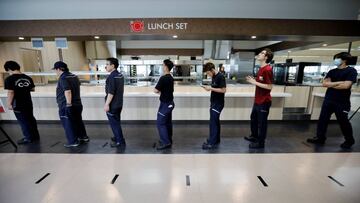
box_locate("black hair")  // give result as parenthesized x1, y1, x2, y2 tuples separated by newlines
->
(263, 48, 274, 63)
(163, 59, 174, 71)
(106, 57, 119, 69)
(4, 61, 21, 71)
(333, 52, 352, 65)
(203, 62, 216, 72)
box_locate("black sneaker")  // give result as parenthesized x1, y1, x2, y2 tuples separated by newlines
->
(78, 137, 90, 144)
(306, 137, 326, 145)
(340, 140, 355, 149)
(244, 136, 258, 142)
(64, 142, 80, 148)
(156, 143, 172, 150)
(110, 141, 126, 148)
(202, 142, 218, 150)
(17, 138, 32, 145)
(249, 142, 264, 149)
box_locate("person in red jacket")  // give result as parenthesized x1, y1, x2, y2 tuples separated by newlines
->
(244, 48, 274, 149)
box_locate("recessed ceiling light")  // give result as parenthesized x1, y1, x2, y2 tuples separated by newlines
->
(322, 44, 328, 47)
(251, 36, 257, 39)
(172, 35, 178, 39)
(288, 50, 292, 53)
(18, 37, 24, 40)
(94, 36, 100, 39)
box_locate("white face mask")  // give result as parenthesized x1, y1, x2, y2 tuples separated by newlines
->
(334, 58, 342, 66)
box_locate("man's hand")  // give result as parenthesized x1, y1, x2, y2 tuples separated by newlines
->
(246, 76, 256, 85)
(201, 85, 211, 91)
(104, 104, 110, 112)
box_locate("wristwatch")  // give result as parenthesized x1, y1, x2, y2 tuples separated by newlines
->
(66, 103, 72, 107)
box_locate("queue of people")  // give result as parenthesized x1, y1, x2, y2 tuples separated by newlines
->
(3, 49, 358, 150)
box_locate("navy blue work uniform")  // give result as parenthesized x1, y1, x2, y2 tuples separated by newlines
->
(105, 70, 125, 143)
(56, 72, 88, 144)
(208, 72, 226, 145)
(155, 74, 175, 145)
(4, 74, 40, 141)
(317, 66, 358, 142)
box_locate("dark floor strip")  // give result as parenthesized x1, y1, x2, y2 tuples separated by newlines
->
(302, 141, 311, 147)
(0, 142, 10, 147)
(257, 176, 268, 187)
(102, 142, 108, 148)
(35, 173, 50, 184)
(186, 175, 190, 186)
(111, 174, 119, 184)
(328, 176, 344, 187)
(50, 141, 61, 148)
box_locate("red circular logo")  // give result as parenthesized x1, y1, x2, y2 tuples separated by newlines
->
(130, 21, 144, 32)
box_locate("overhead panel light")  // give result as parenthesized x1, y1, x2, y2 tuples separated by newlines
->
(172, 35, 178, 39)
(18, 37, 25, 40)
(94, 36, 100, 39)
(251, 36, 257, 39)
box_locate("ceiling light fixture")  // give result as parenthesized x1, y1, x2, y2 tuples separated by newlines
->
(18, 37, 25, 40)
(251, 36, 257, 39)
(94, 36, 100, 39)
(172, 35, 178, 39)
(322, 44, 328, 47)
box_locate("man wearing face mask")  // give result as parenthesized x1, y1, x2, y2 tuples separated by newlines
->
(154, 59, 175, 150)
(201, 62, 226, 150)
(307, 52, 358, 149)
(244, 48, 274, 149)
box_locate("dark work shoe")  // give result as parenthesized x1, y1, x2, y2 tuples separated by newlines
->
(78, 137, 90, 144)
(17, 138, 32, 145)
(156, 143, 172, 150)
(306, 137, 326, 145)
(244, 136, 258, 143)
(110, 141, 126, 148)
(249, 142, 264, 149)
(64, 142, 80, 148)
(111, 137, 116, 142)
(340, 140, 355, 149)
(202, 143, 218, 150)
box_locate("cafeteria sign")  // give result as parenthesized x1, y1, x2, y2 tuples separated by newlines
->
(130, 20, 188, 32)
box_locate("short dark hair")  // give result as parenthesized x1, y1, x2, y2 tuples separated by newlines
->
(53, 61, 69, 72)
(333, 52, 352, 65)
(203, 62, 215, 72)
(163, 59, 174, 71)
(106, 57, 119, 69)
(4, 61, 21, 71)
(263, 48, 274, 63)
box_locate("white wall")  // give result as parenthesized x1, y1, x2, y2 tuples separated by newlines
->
(0, 0, 359, 20)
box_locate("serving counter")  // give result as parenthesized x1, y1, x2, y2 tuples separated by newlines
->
(0, 85, 291, 121)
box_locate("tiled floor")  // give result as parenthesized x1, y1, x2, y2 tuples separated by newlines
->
(0, 153, 359, 203)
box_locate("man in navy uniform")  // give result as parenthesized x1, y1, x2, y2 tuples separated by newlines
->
(53, 61, 89, 148)
(4, 61, 40, 144)
(307, 52, 358, 149)
(154, 59, 175, 150)
(201, 62, 226, 150)
(104, 57, 126, 148)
